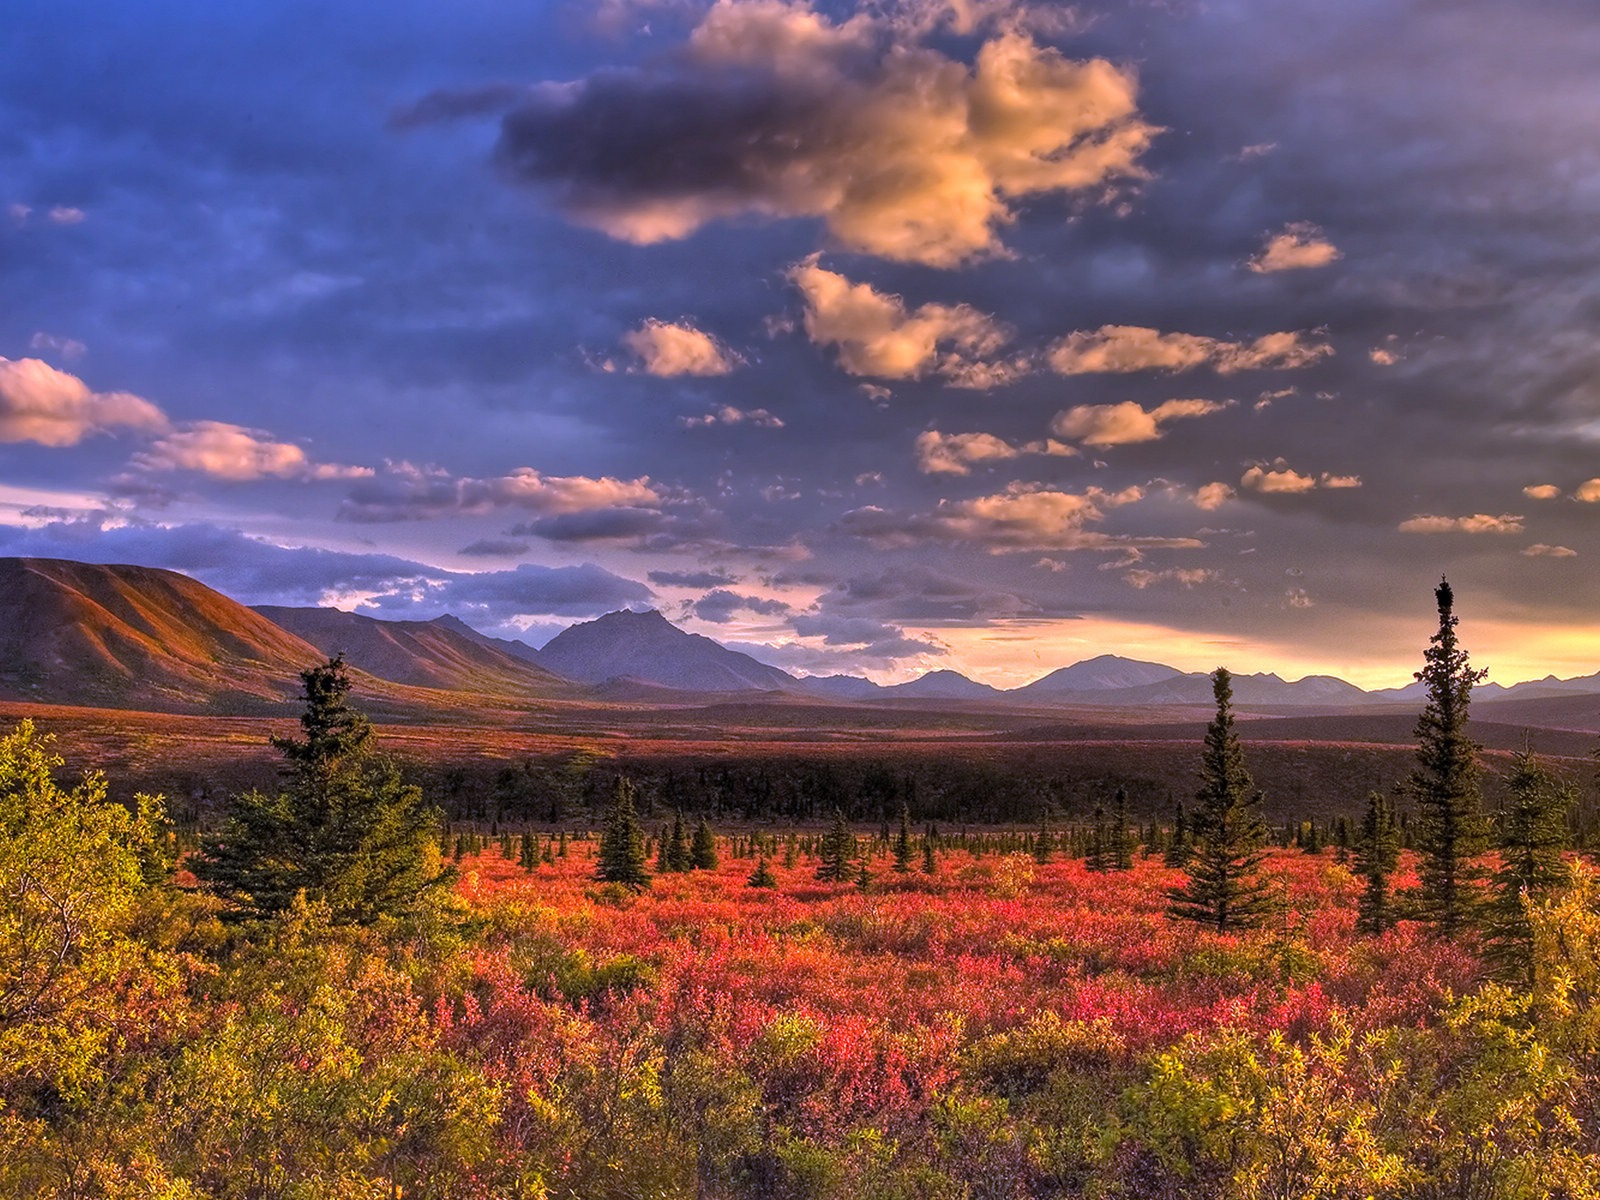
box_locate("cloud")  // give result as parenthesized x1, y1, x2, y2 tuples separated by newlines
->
(788, 258, 1013, 382)
(1125, 567, 1215, 589)
(1240, 462, 1360, 494)
(1047, 325, 1332, 375)
(28, 332, 87, 360)
(1193, 481, 1235, 510)
(788, 612, 944, 659)
(1050, 397, 1226, 446)
(1246, 222, 1342, 273)
(690, 588, 791, 623)
(0, 515, 650, 619)
(132, 421, 373, 482)
(338, 462, 661, 522)
(913, 429, 1074, 475)
(1524, 543, 1577, 558)
(1574, 479, 1600, 502)
(470, 5, 1157, 266)
(680, 404, 783, 428)
(837, 481, 1202, 553)
(0, 358, 169, 447)
(457, 538, 530, 557)
(1398, 513, 1525, 534)
(649, 567, 738, 589)
(620, 318, 740, 376)
(1523, 484, 1562, 500)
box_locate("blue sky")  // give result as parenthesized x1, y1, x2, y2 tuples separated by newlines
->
(5, 0, 1600, 686)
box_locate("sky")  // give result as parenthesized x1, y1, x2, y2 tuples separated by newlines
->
(4, 0, 1600, 689)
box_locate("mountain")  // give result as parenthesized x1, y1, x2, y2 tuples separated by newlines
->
(797, 674, 885, 700)
(427, 613, 547, 666)
(1014, 655, 1185, 697)
(535, 608, 798, 692)
(884, 670, 1004, 701)
(255, 606, 572, 696)
(0, 557, 329, 711)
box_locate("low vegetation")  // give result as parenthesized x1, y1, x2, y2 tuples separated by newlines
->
(4, 581, 1600, 1197)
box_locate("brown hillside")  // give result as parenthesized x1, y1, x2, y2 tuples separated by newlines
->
(0, 558, 343, 711)
(255, 606, 575, 697)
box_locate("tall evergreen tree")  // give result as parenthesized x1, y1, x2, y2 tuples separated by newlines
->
(690, 817, 718, 870)
(1087, 804, 1108, 873)
(1408, 578, 1489, 936)
(1033, 802, 1054, 865)
(816, 810, 855, 882)
(1485, 750, 1573, 983)
(1164, 803, 1192, 868)
(921, 838, 937, 876)
(196, 656, 450, 924)
(664, 810, 692, 873)
(893, 805, 915, 873)
(596, 777, 650, 888)
(1354, 792, 1401, 935)
(1110, 786, 1134, 871)
(1168, 668, 1273, 932)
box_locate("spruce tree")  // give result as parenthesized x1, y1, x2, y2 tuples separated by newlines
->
(665, 811, 692, 873)
(1164, 803, 1192, 868)
(1111, 786, 1133, 871)
(1087, 804, 1108, 872)
(595, 777, 650, 888)
(816, 810, 855, 882)
(747, 853, 776, 888)
(1168, 668, 1272, 932)
(690, 817, 718, 870)
(1408, 578, 1489, 937)
(855, 851, 872, 891)
(1485, 750, 1573, 983)
(893, 805, 915, 873)
(196, 656, 450, 924)
(1354, 792, 1400, 935)
(1033, 803, 1054, 865)
(519, 831, 537, 872)
(921, 838, 937, 875)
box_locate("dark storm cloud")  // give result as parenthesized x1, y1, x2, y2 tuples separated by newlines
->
(648, 567, 738, 589)
(689, 588, 791, 624)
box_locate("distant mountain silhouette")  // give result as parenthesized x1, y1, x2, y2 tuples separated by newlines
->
(426, 613, 547, 666)
(256, 606, 572, 696)
(534, 608, 797, 692)
(0, 558, 329, 711)
(1013, 655, 1184, 697)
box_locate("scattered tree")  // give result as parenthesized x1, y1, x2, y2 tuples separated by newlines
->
(1354, 792, 1401, 935)
(196, 656, 450, 924)
(747, 853, 776, 889)
(894, 806, 915, 873)
(1486, 750, 1574, 983)
(596, 777, 651, 889)
(817, 810, 855, 882)
(690, 817, 718, 871)
(1408, 578, 1489, 937)
(1168, 668, 1273, 932)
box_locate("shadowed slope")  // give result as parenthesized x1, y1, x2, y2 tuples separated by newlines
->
(0, 558, 329, 710)
(255, 606, 574, 697)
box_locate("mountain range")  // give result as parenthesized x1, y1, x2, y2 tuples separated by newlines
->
(7, 555, 1600, 715)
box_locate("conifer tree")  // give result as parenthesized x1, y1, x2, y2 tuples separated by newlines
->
(1408, 578, 1489, 937)
(1168, 668, 1273, 932)
(1354, 792, 1401, 935)
(1086, 804, 1106, 872)
(665, 810, 692, 873)
(519, 831, 537, 872)
(557, 830, 568, 857)
(921, 838, 937, 876)
(1164, 803, 1192, 868)
(196, 656, 450, 924)
(816, 810, 855, 882)
(690, 817, 718, 870)
(782, 838, 799, 870)
(855, 850, 872, 891)
(1486, 750, 1573, 983)
(596, 777, 650, 889)
(893, 805, 915, 873)
(1111, 786, 1134, 871)
(747, 853, 776, 888)
(1033, 803, 1054, 865)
